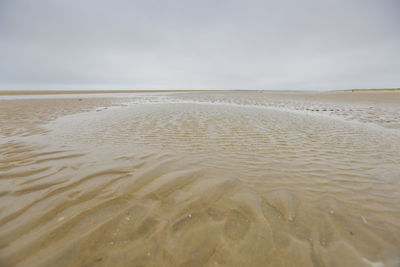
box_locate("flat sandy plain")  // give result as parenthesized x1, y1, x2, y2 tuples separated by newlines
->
(0, 90, 399, 266)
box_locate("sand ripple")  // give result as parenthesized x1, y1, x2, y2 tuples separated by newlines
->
(0, 91, 399, 266)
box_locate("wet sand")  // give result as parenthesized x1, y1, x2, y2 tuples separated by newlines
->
(1, 91, 400, 266)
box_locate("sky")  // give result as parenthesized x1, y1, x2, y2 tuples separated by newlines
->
(0, 0, 399, 91)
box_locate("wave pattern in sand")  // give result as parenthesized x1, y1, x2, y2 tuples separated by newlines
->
(1, 92, 400, 266)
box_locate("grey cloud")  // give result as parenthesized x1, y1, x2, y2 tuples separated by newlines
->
(0, 0, 399, 90)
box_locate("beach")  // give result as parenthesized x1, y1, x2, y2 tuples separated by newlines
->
(1, 90, 399, 266)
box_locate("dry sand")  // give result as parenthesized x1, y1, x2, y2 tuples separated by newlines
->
(0, 91, 400, 266)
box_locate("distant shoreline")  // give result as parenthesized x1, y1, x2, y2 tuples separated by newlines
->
(0, 90, 215, 95)
(0, 88, 399, 95)
(332, 88, 400, 92)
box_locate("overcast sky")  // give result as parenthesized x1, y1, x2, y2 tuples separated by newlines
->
(0, 0, 399, 91)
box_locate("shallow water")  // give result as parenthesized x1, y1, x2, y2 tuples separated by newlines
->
(1, 91, 400, 266)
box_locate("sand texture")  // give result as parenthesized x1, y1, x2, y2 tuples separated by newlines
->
(0, 91, 400, 266)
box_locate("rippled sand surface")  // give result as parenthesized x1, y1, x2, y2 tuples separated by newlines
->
(1, 91, 400, 266)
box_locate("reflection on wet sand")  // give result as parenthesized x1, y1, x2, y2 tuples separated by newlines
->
(0, 91, 399, 266)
